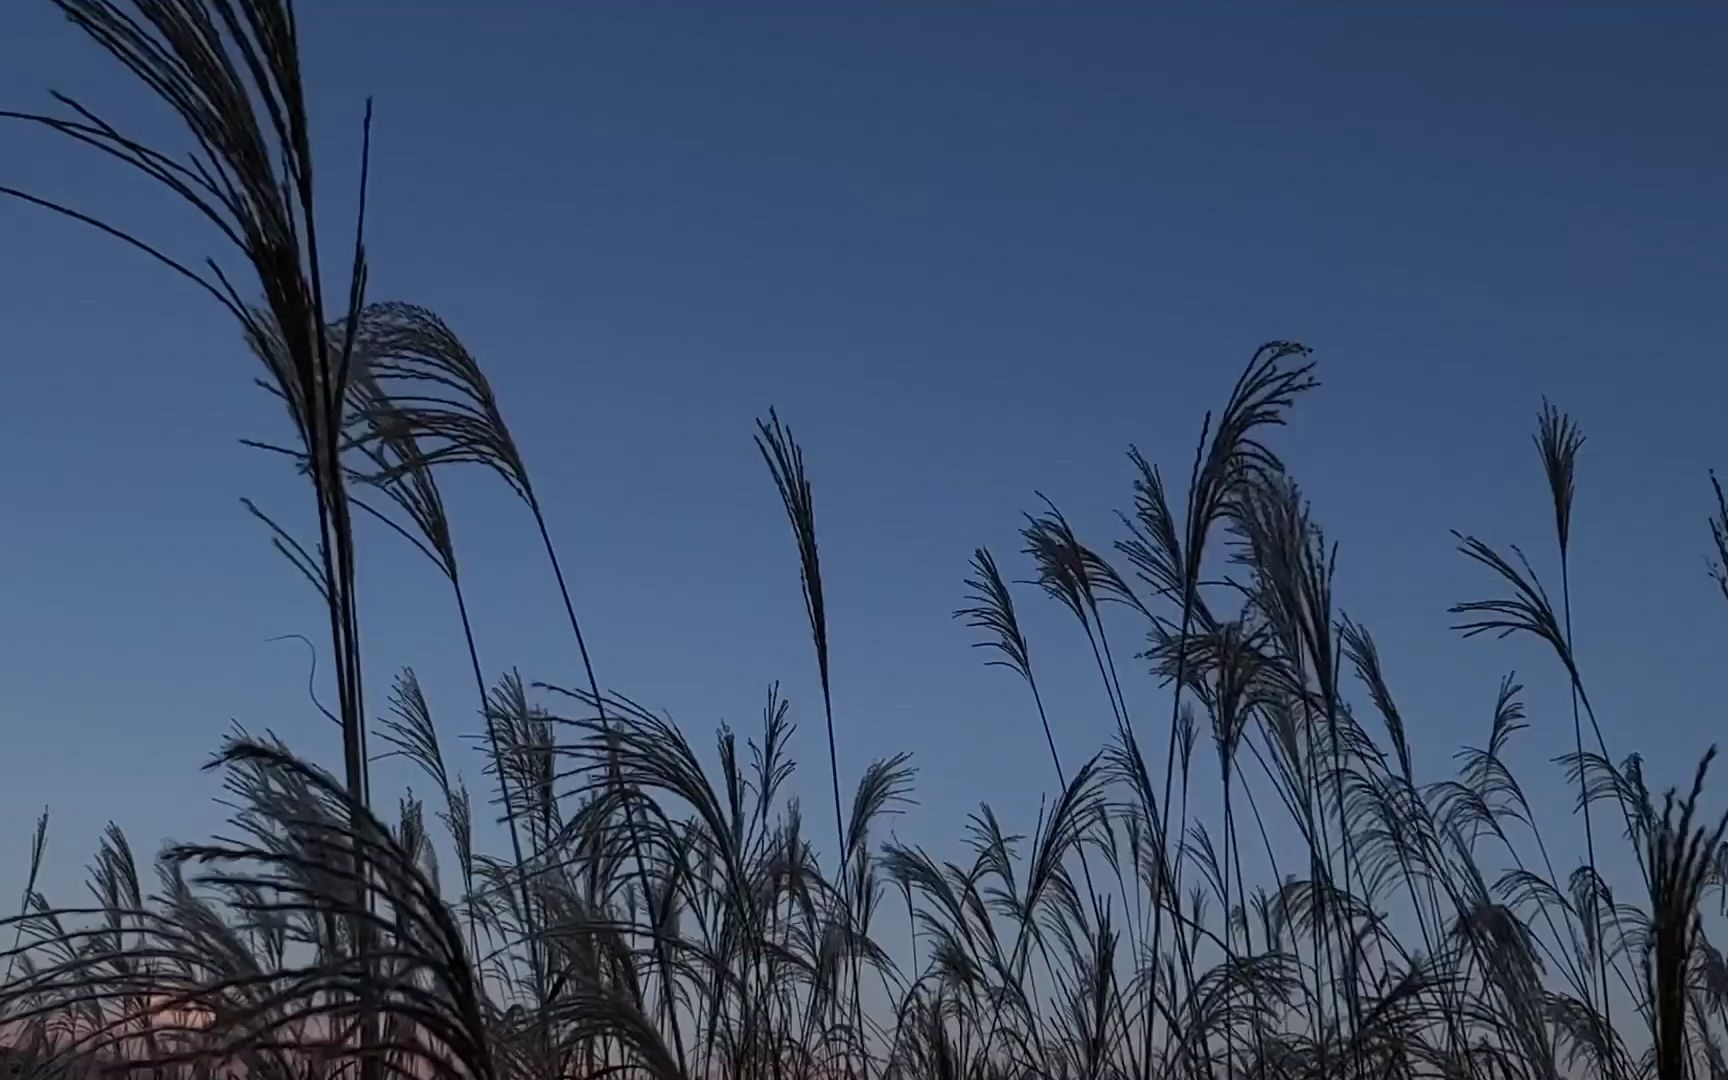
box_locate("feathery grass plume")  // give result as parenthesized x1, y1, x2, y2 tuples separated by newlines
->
(1646, 749, 1728, 1080)
(957, 548, 1034, 685)
(1189, 344, 1319, 564)
(1452, 541, 1641, 820)
(3, 810, 49, 989)
(1709, 471, 1728, 607)
(1339, 621, 1410, 785)
(973, 759, 1107, 1056)
(1535, 399, 1611, 1061)
(1536, 400, 1586, 559)
(1227, 472, 1371, 1044)
(750, 417, 871, 1071)
(376, 669, 484, 961)
(259, 294, 564, 1080)
(1020, 497, 1146, 791)
(5, 0, 379, 809)
(1119, 446, 1189, 609)
(1451, 512, 1661, 1010)
(755, 409, 858, 1041)
(1190, 617, 1276, 1073)
(371, 308, 691, 1023)
(336, 303, 615, 734)
(954, 542, 1130, 1039)
(1020, 494, 1187, 1025)
(336, 306, 633, 916)
(1133, 343, 1314, 1079)
(177, 738, 496, 1080)
(4, 3, 389, 1070)
(0, 739, 493, 1080)
(377, 670, 452, 796)
(341, 303, 532, 499)
(1022, 498, 1142, 627)
(1451, 537, 1570, 653)
(958, 546, 1074, 775)
(336, 302, 680, 1064)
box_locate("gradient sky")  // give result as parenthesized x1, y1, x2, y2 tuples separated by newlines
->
(2, 4, 1726, 902)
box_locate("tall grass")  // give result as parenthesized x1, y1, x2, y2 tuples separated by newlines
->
(7, 6, 1728, 1080)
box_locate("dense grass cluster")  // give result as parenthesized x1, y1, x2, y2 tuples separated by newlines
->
(7, 6, 1728, 1080)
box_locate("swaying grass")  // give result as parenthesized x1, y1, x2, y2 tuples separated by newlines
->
(9, 6, 1728, 1080)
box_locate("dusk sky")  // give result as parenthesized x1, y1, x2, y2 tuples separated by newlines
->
(2, 4, 1726, 900)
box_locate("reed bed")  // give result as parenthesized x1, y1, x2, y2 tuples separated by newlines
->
(5, 6, 1727, 1080)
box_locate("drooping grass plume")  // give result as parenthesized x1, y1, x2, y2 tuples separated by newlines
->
(1644, 749, 1728, 1080)
(3, 0, 380, 811)
(3, 4, 390, 1070)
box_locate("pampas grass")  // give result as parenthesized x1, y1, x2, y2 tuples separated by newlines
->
(11, 8, 1728, 1080)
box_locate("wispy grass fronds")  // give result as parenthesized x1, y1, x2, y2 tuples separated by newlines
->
(5, 0, 378, 807)
(4, 10, 396, 1073)
(755, 411, 846, 872)
(1535, 399, 1609, 1062)
(16, 18, 1728, 1076)
(344, 303, 532, 503)
(1709, 472, 1728, 607)
(1536, 400, 1586, 559)
(957, 548, 1033, 686)
(1646, 749, 1728, 1080)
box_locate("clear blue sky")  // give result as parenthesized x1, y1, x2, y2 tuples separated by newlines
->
(2, 4, 1725, 901)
